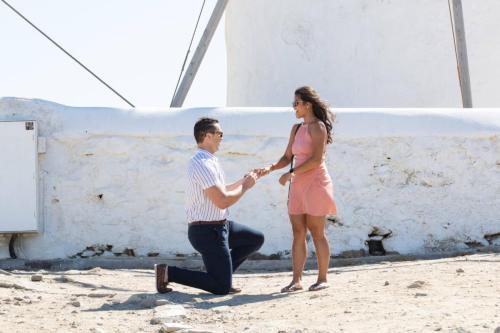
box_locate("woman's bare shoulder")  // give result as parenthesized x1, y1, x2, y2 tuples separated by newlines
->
(308, 121, 326, 133)
(289, 123, 301, 134)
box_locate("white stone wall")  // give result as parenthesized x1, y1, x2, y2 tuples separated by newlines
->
(225, 0, 500, 107)
(0, 98, 499, 259)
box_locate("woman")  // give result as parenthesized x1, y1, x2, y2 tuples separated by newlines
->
(256, 86, 337, 292)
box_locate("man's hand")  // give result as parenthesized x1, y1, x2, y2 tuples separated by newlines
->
(205, 173, 256, 209)
(242, 171, 257, 190)
(278, 172, 292, 186)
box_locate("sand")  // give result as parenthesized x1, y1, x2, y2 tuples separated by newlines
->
(0, 253, 499, 333)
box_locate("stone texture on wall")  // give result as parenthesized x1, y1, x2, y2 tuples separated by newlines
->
(0, 98, 499, 259)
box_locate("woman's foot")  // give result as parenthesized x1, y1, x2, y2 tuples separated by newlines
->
(280, 281, 303, 293)
(154, 264, 172, 294)
(308, 281, 329, 291)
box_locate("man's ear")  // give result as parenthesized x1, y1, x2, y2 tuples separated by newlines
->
(201, 132, 209, 143)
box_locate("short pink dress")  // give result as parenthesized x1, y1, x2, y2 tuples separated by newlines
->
(288, 123, 337, 216)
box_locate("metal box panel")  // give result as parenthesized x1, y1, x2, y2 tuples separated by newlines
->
(0, 121, 39, 233)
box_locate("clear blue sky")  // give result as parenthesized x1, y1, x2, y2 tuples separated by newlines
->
(0, 0, 226, 108)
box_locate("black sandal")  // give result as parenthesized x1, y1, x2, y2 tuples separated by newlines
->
(308, 281, 329, 291)
(280, 282, 303, 293)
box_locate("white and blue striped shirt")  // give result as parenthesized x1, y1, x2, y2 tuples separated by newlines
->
(186, 148, 229, 223)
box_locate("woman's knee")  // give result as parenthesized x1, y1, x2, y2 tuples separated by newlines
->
(307, 224, 327, 242)
(310, 232, 328, 243)
(291, 227, 307, 240)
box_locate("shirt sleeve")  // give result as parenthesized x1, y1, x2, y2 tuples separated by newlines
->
(189, 159, 219, 190)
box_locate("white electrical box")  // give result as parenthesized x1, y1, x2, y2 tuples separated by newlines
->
(0, 121, 39, 233)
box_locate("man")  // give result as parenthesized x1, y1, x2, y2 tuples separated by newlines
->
(155, 117, 265, 295)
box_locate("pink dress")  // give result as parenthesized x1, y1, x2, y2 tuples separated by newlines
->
(288, 123, 337, 216)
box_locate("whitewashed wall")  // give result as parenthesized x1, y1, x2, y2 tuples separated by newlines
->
(0, 97, 499, 259)
(225, 0, 500, 107)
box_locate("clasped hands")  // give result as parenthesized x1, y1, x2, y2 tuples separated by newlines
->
(244, 165, 293, 187)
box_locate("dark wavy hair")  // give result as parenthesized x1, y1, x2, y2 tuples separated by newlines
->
(295, 86, 335, 144)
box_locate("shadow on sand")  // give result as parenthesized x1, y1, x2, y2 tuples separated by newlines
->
(84, 289, 290, 312)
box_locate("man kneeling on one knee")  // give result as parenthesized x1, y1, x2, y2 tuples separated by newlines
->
(155, 117, 265, 295)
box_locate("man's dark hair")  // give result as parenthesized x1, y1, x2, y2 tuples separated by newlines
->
(194, 117, 219, 144)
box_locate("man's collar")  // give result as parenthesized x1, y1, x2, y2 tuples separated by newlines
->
(197, 148, 217, 160)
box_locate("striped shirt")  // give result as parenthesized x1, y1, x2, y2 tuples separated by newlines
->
(186, 148, 229, 223)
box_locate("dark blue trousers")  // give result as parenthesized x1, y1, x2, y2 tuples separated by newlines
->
(168, 220, 264, 295)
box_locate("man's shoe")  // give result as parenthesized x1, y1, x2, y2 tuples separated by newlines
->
(229, 287, 242, 294)
(154, 264, 172, 294)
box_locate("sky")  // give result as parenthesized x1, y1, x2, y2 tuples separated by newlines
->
(0, 0, 226, 109)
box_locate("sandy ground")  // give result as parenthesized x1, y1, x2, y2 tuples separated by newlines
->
(0, 253, 499, 333)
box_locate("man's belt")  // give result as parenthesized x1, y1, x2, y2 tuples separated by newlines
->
(189, 219, 227, 226)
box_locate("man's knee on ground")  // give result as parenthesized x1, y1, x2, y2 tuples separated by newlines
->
(212, 280, 232, 295)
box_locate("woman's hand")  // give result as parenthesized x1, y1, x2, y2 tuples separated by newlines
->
(253, 165, 272, 178)
(278, 172, 292, 186)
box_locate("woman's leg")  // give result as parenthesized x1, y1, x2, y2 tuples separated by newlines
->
(288, 214, 307, 286)
(306, 215, 330, 283)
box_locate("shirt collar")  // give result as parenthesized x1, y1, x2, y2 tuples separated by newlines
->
(197, 148, 217, 161)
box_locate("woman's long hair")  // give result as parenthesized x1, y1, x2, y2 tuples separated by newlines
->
(295, 86, 335, 144)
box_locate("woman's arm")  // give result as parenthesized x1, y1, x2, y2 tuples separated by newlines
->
(255, 124, 300, 177)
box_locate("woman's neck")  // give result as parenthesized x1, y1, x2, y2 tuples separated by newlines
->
(303, 114, 317, 124)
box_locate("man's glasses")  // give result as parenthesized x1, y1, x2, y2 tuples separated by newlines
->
(209, 131, 223, 138)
